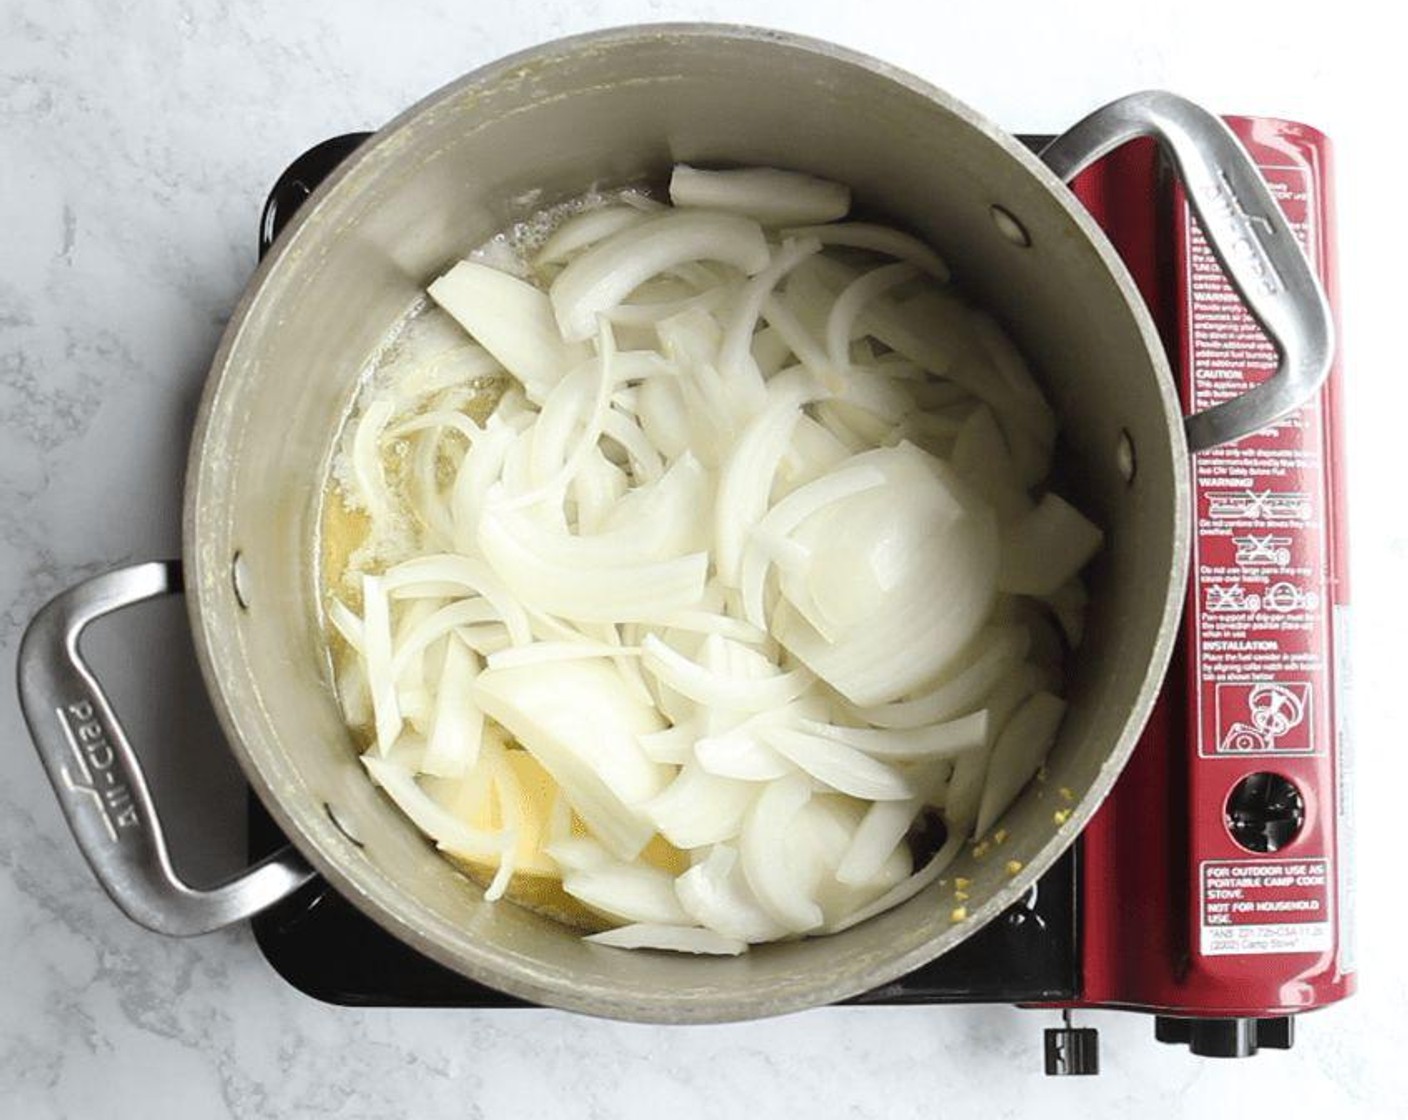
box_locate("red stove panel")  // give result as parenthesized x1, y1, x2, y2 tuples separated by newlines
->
(1072, 118, 1353, 1018)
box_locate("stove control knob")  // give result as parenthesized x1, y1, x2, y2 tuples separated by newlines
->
(1225, 772, 1304, 853)
(1044, 1011, 1099, 1075)
(1154, 1016, 1295, 1057)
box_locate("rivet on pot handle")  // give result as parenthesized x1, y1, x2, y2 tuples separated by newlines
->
(16, 561, 316, 935)
(1041, 90, 1334, 451)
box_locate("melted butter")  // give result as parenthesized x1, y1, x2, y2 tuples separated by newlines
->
(321, 491, 370, 607)
(444, 856, 613, 933)
(446, 835, 689, 934)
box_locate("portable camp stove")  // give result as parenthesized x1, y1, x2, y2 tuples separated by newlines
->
(248, 123, 1353, 1073)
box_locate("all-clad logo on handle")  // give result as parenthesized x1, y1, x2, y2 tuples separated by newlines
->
(1198, 171, 1284, 298)
(56, 700, 140, 841)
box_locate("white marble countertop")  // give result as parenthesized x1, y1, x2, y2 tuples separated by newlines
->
(3, 1, 1403, 1115)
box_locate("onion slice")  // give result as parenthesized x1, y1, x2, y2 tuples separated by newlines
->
(361, 575, 401, 755)
(429, 261, 589, 401)
(794, 711, 989, 761)
(669, 164, 850, 226)
(551, 210, 770, 342)
(563, 862, 690, 925)
(738, 462, 886, 629)
(717, 237, 823, 385)
(473, 660, 669, 860)
(535, 205, 651, 267)
(674, 844, 788, 943)
(714, 393, 807, 587)
(381, 554, 532, 646)
(835, 798, 920, 886)
(975, 690, 1068, 836)
(694, 728, 793, 782)
(853, 625, 1031, 729)
(641, 634, 813, 713)
(422, 637, 484, 777)
(362, 755, 509, 860)
(349, 398, 395, 528)
(478, 510, 709, 624)
(997, 494, 1105, 596)
(825, 825, 965, 934)
(825, 262, 920, 380)
(646, 763, 757, 848)
(740, 775, 823, 932)
(781, 221, 951, 281)
(585, 922, 746, 955)
(759, 726, 915, 801)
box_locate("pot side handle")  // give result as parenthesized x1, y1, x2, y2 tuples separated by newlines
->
(15, 561, 316, 935)
(1040, 90, 1333, 451)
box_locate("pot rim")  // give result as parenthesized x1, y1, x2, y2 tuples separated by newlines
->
(183, 21, 1191, 1022)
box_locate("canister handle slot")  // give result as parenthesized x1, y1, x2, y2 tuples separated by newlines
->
(1041, 91, 1333, 450)
(16, 561, 315, 935)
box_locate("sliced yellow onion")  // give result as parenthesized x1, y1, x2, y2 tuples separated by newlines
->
(331, 174, 1104, 954)
(646, 763, 757, 848)
(674, 844, 787, 944)
(794, 711, 989, 761)
(429, 260, 590, 400)
(694, 727, 793, 782)
(361, 574, 401, 755)
(362, 754, 509, 860)
(781, 221, 951, 281)
(825, 826, 965, 934)
(422, 636, 484, 778)
(835, 798, 921, 886)
(563, 862, 689, 925)
(998, 493, 1105, 596)
(585, 922, 746, 955)
(669, 165, 850, 226)
(975, 691, 1068, 837)
(759, 726, 915, 801)
(740, 774, 823, 933)
(641, 634, 813, 713)
(478, 509, 708, 625)
(473, 660, 668, 860)
(854, 624, 1031, 729)
(535, 204, 652, 267)
(551, 210, 770, 342)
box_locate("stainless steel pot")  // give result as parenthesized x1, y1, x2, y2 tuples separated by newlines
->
(17, 24, 1331, 1022)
